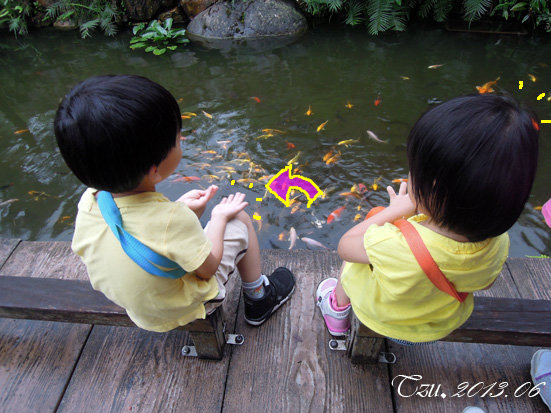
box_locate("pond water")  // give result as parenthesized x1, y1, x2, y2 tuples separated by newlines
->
(0, 25, 550, 257)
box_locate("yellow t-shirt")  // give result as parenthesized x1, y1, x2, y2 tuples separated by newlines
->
(341, 215, 509, 342)
(72, 188, 217, 332)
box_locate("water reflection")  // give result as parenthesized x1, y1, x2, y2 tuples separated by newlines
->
(0, 26, 549, 256)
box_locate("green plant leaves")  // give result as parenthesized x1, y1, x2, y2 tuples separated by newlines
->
(129, 18, 188, 55)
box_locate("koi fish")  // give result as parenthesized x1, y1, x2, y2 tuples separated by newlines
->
(305, 106, 313, 116)
(255, 133, 274, 140)
(278, 231, 287, 241)
(201, 150, 217, 154)
(286, 142, 296, 149)
(317, 120, 328, 132)
(325, 152, 341, 165)
(287, 151, 302, 165)
(237, 178, 258, 185)
(311, 212, 324, 228)
(323, 149, 334, 162)
(532, 119, 540, 131)
(321, 186, 335, 200)
(289, 227, 297, 250)
(58, 215, 71, 224)
(371, 177, 382, 191)
(354, 213, 362, 222)
(327, 205, 345, 223)
(374, 95, 382, 106)
(400, 76, 410, 80)
(181, 115, 191, 120)
(338, 139, 359, 147)
(262, 129, 285, 134)
(339, 192, 362, 199)
(428, 64, 443, 69)
(291, 205, 301, 214)
(528, 73, 537, 82)
(0, 198, 18, 207)
(301, 237, 329, 250)
(202, 110, 212, 118)
(14, 129, 29, 134)
(190, 162, 211, 168)
(182, 112, 197, 117)
(201, 174, 220, 182)
(345, 101, 354, 109)
(28, 190, 56, 199)
(216, 140, 231, 149)
(476, 77, 500, 94)
(392, 178, 408, 183)
(356, 183, 368, 193)
(534, 206, 543, 211)
(171, 175, 200, 183)
(251, 96, 261, 103)
(366, 130, 387, 143)
(216, 166, 237, 173)
(258, 175, 272, 181)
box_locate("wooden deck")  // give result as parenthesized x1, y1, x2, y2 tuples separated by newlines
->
(0, 238, 550, 412)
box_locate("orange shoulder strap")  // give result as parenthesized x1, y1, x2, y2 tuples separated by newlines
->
(393, 218, 468, 303)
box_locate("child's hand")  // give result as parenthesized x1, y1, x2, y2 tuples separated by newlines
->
(177, 185, 218, 218)
(387, 181, 416, 219)
(211, 192, 248, 222)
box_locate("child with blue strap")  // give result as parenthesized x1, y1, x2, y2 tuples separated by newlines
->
(54, 75, 295, 332)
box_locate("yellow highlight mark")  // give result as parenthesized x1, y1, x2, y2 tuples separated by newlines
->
(537, 93, 546, 100)
(249, 183, 253, 189)
(231, 180, 235, 185)
(519, 81, 523, 89)
(256, 198, 263, 202)
(252, 213, 261, 220)
(541, 120, 551, 123)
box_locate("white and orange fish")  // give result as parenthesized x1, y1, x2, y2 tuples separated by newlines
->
(327, 206, 345, 223)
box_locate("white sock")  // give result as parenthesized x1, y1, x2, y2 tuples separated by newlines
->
(242, 275, 267, 299)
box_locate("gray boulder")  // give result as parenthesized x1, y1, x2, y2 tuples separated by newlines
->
(187, 0, 307, 40)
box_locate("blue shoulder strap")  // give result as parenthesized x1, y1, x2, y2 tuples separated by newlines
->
(96, 191, 187, 279)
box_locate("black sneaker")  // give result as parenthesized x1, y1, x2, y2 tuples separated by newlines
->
(243, 267, 295, 326)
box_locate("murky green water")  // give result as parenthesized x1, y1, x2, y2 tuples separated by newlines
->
(1, 25, 550, 256)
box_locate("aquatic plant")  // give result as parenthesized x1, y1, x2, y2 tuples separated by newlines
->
(44, 0, 120, 38)
(0, 0, 32, 36)
(129, 18, 189, 55)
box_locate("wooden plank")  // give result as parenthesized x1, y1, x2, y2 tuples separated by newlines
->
(57, 261, 242, 412)
(0, 241, 87, 280)
(390, 259, 547, 412)
(223, 250, 394, 412)
(0, 241, 91, 412)
(0, 239, 20, 269)
(506, 258, 551, 301)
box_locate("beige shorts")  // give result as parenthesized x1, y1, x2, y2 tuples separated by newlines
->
(203, 218, 248, 314)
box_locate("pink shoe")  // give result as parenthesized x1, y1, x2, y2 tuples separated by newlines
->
(316, 278, 351, 336)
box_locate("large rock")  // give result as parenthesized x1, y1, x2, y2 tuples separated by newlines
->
(180, 0, 218, 20)
(187, 0, 307, 39)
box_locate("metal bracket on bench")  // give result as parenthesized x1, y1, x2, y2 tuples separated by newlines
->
(181, 334, 244, 357)
(328, 339, 396, 364)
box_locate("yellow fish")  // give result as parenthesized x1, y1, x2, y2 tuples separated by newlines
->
(202, 110, 213, 119)
(216, 166, 237, 173)
(255, 133, 274, 140)
(345, 101, 354, 109)
(200, 150, 217, 154)
(190, 162, 211, 168)
(262, 128, 286, 134)
(323, 149, 334, 162)
(287, 151, 302, 165)
(305, 106, 313, 116)
(534, 206, 543, 211)
(317, 120, 328, 132)
(325, 152, 341, 165)
(338, 139, 359, 147)
(182, 112, 197, 117)
(476, 77, 500, 94)
(354, 213, 362, 222)
(400, 76, 410, 80)
(371, 176, 382, 191)
(237, 178, 258, 184)
(181, 115, 191, 120)
(258, 175, 271, 181)
(528, 73, 537, 82)
(14, 129, 29, 134)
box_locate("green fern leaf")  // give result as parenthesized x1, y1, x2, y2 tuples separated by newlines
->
(463, 0, 493, 22)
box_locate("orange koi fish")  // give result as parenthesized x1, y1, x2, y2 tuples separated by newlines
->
(305, 106, 313, 116)
(325, 152, 341, 165)
(323, 149, 334, 162)
(374, 95, 382, 106)
(201, 150, 217, 154)
(534, 206, 543, 211)
(14, 129, 29, 134)
(354, 213, 362, 222)
(278, 231, 287, 241)
(327, 206, 346, 223)
(371, 177, 382, 191)
(317, 120, 328, 132)
(181, 115, 191, 119)
(171, 176, 200, 183)
(202, 110, 212, 119)
(532, 118, 540, 131)
(339, 192, 362, 199)
(528, 73, 537, 82)
(251, 96, 261, 103)
(286, 142, 296, 149)
(476, 77, 500, 94)
(345, 101, 354, 109)
(291, 205, 301, 214)
(262, 129, 285, 134)
(392, 178, 408, 183)
(182, 112, 197, 117)
(356, 183, 368, 194)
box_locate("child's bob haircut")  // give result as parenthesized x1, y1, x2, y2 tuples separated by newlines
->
(407, 94, 539, 242)
(54, 75, 182, 193)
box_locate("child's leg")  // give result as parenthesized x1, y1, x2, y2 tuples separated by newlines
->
(233, 211, 295, 326)
(316, 262, 351, 336)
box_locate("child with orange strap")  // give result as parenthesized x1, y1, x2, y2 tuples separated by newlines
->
(316, 94, 539, 343)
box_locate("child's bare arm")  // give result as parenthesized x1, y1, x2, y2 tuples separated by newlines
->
(338, 182, 416, 263)
(195, 193, 248, 279)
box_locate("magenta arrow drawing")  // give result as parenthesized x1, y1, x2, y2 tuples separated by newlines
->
(265, 165, 322, 208)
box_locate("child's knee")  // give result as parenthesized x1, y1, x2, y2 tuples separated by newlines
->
(235, 210, 253, 227)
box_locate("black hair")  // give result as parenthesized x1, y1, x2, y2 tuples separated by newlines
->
(54, 74, 182, 193)
(407, 94, 539, 242)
